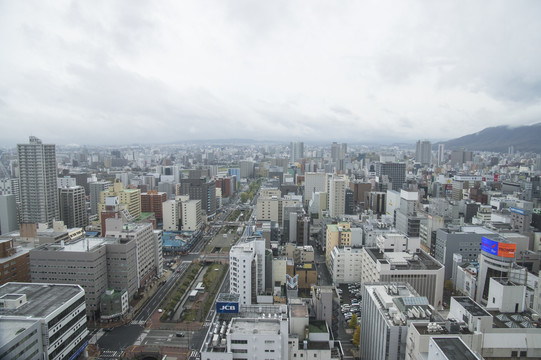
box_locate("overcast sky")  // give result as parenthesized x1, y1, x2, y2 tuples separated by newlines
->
(1, 1, 540, 147)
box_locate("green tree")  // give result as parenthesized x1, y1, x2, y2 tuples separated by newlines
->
(352, 325, 360, 346)
(240, 192, 249, 203)
(348, 313, 358, 329)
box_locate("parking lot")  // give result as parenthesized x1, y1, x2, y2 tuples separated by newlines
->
(339, 282, 363, 322)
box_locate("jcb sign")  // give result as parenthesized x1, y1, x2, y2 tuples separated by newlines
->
(216, 302, 239, 313)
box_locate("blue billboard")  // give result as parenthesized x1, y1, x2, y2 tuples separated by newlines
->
(216, 301, 239, 313)
(510, 207, 526, 215)
(481, 237, 498, 256)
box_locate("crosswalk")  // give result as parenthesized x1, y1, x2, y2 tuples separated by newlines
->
(189, 350, 199, 358)
(131, 320, 146, 326)
(100, 350, 121, 358)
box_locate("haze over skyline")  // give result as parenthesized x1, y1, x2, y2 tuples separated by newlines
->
(1, 1, 541, 147)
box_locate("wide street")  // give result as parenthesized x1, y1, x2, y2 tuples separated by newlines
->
(94, 199, 241, 359)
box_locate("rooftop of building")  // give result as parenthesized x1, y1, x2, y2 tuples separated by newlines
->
(327, 224, 351, 232)
(367, 283, 443, 325)
(365, 248, 443, 270)
(216, 293, 240, 303)
(0, 283, 83, 319)
(294, 262, 315, 271)
(442, 225, 496, 235)
(489, 309, 541, 329)
(290, 303, 309, 318)
(35, 237, 108, 252)
(230, 318, 281, 335)
(412, 321, 473, 336)
(452, 297, 491, 317)
(0, 318, 40, 347)
(308, 320, 327, 333)
(432, 337, 480, 360)
(0, 242, 32, 263)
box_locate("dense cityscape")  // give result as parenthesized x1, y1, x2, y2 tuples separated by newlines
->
(2, 1, 541, 359)
(0, 136, 541, 360)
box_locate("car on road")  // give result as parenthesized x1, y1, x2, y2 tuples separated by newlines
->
(176, 332, 185, 337)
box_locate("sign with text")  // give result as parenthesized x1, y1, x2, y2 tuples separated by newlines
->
(481, 237, 498, 256)
(481, 237, 516, 258)
(216, 301, 239, 313)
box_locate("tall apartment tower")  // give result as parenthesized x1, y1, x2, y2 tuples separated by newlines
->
(416, 140, 432, 165)
(375, 162, 406, 192)
(290, 141, 304, 163)
(331, 142, 347, 162)
(329, 174, 348, 218)
(437, 144, 445, 166)
(58, 185, 88, 228)
(17, 136, 59, 226)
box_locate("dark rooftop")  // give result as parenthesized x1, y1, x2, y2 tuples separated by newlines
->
(432, 338, 479, 360)
(453, 297, 491, 317)
(0, 283, 83, 318)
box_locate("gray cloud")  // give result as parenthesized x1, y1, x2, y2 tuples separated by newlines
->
(1, 1, 541, 146)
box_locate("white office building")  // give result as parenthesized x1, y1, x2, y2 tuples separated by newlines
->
(329, 247, 363, 285)
(360, 283, 442, 360)
(229, 237, 266, 305)
(182, 199, 202, 231)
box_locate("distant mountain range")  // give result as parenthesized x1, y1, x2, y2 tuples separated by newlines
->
(436, 123, 541, 153)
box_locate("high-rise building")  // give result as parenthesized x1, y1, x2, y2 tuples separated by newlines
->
(290, 141, 304, 163)
(98, 179, 141, 222)
(475, 236, 517, 305)
(0, 195, 18, 235)
(229, 237, 266, 305)
(331, 142, 347, 161)
(437, 144, 445, 166)
(17, 136, 59, 226)
(30, 238, 109, 316)
(416, 140, 432, 165)
(162, 199, 181, 231)
(360, 283, 441, 360)
(375, 162, 406, 192)
(328, 174, 348, 217)
(89, 181, 111, 216)
(141, 191, 168, 222)
(239, 160, 255, 179)
(182, 199, 202, 231)
(435, 225, 496, 280)
(303, 172, 327, 204)
(58, 186, 87, 228)
(179, 178, 216, 219)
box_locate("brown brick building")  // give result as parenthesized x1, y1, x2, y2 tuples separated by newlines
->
(0, 238, 31, 285)
(141, 191, 168, 222)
